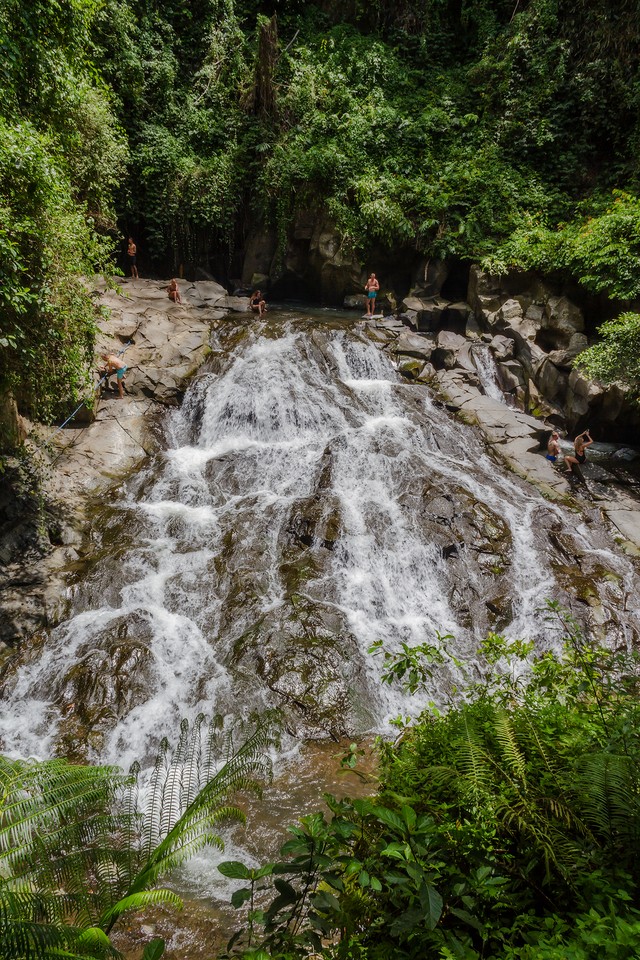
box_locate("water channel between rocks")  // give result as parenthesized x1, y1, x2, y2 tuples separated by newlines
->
(1, 306, 639, 923)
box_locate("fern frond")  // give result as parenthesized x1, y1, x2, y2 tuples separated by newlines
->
(142, 739, 170, 860)
(98, 888, 182, 931)
(160, 718, 191, 841)
(456, 718, 492, 801)
(493, 709, 526, 782)
(122, 714, 277, 904)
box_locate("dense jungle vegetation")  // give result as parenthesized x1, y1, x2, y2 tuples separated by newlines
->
(1, 0, 640, 422)
(5, 608, 640, 959)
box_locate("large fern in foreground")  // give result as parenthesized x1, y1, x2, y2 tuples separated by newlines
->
(0, 712, 277, 959)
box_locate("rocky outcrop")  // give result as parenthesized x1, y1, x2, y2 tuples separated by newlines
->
(363, 312, 640, 552)
(0, 277, 243, 650)
(466, 265, 640, 439)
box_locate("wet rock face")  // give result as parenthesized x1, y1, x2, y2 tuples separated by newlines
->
(229, 595, 370, 740)
(420, 485, 513, 634)
(0, 455, 83, 650)
(54, 620, 155, 760)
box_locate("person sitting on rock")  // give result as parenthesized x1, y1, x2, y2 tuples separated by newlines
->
(168, 278, 182, 304)
(546, 431, 561, 463)
(564, 429, 593, 473)
(99, 353, 127, 399)
(250, 290, 267, 317)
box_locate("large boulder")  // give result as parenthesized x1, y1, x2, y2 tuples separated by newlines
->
(497, 360, 527, 393)
(392, 332, 435, 362)
(535, 356, 569, 404)
(400, 296, 448, 332)
(543, 295, 584, 347)
(467, 266, 505, 315)
(307, 222, 363, 303)
(444, 301, 472, 332)
(241, 229, 278, 287)
(410, 259, 448, 297)
(432, 330, 466, 369)
(489, 335, 515, 361)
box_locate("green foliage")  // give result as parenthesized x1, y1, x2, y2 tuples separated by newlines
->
(0, 713, 276, 960)
(575, 312, 640, 397)
(369, 635, 449, 695)
(0, 0, 126, 425)
(485, 191, 640, 300)
(221, 609, 640, 959)
(4, 0, 640, 422)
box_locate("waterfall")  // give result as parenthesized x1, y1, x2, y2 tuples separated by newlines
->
(1, 313, 638, 773)
(471, 343, 512, 404)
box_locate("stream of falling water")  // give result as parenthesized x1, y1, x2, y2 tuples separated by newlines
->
(1, 308, 639, 915)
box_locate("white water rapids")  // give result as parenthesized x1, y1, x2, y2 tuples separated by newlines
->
(1, 311, 638, 773)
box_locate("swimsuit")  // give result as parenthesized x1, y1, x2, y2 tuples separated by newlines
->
(576, 451, 586, 464)
(367, 290, 377, 299)
(127, 253, 136, 265)
(116, 365, 127, 380)
(546, 454, 557, 462)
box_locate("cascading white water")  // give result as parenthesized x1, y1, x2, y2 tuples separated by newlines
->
(1, 312, 638, 772)
(471, 342, 512, 403)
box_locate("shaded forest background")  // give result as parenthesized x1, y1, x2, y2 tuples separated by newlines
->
(1, 0, 640, 418)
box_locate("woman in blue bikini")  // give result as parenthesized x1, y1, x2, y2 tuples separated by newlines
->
(364, 273, 380, 317)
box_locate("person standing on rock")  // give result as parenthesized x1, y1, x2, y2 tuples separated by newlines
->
(250, 290, 267, 317)
(100, 353, 127, 399)
(127, 237, 138, 279)
(564, 429, 593, 473)
(364, 273, 380, 317)
(546, 431, 561, 463)
(168, 278, 182, 304)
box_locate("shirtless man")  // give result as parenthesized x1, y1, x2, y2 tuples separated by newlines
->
(100, 353, 127, 399)
(364, 273, 380, 317)
(127, 238, 138, 279)
(546, 431, 560, 463)
(565, 429, 593, 473)
(168, 278, 182, 304)
(250, 290, 267, 317)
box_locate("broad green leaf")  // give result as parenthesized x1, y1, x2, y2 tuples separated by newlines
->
(141, 938, 166, 960)
(218, 860, 252, 880)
